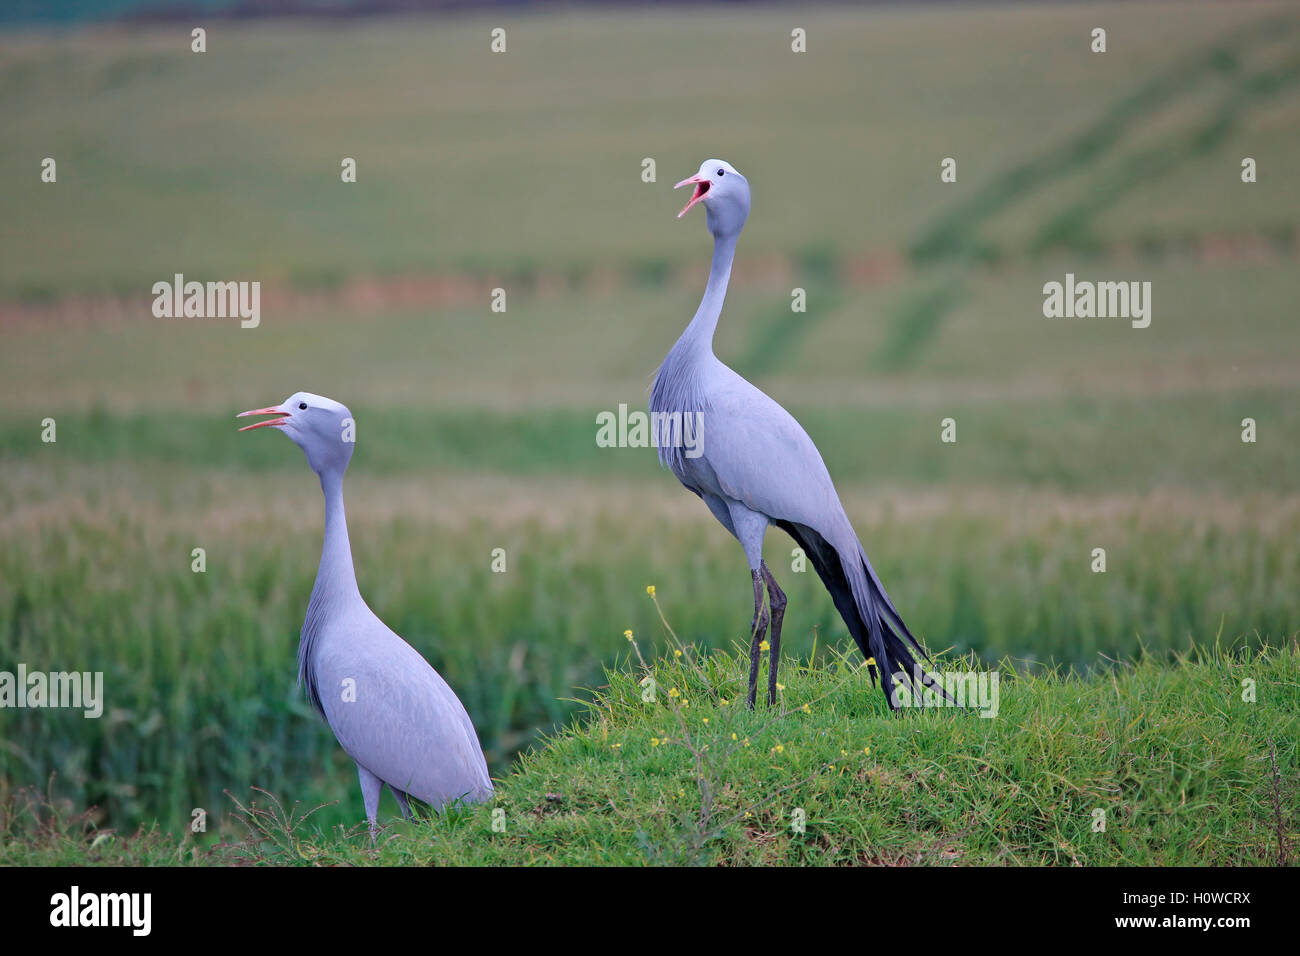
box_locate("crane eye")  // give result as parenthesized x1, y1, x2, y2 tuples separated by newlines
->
(298, 402, 308, 410)
(716, 169, 724, 177)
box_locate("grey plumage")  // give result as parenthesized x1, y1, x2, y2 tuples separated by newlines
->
(652, 159, 945, 710)
(238, 392, 492, 836)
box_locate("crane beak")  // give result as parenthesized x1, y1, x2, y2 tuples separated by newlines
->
(674, 174, 710, 219)
(237, 405, 290, 431)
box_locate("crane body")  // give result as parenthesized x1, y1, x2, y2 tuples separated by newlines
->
(239, 392, 492, 835)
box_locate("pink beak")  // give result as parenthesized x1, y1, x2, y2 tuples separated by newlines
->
(674, 174, 711, 219)
(236, 405, 290, 431)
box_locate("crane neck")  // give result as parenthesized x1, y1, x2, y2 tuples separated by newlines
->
(312, 468, 362, 607)
(676, 231, 738, 360)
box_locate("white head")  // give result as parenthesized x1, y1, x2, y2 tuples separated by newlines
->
(675, 158, 750, 239)
(237, 391, 356, 477)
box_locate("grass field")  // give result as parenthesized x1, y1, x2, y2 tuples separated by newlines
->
(1, 1, 1298, 861)
(5, 636, 1297, 865)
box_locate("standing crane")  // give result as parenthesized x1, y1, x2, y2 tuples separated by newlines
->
(238, 392, 493, 836)
(651, 159, 945, 710)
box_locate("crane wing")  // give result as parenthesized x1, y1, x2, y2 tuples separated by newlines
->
(696, 371, 854, 544)
(314, 617, 493, 809)
(689, 372, 947, 708)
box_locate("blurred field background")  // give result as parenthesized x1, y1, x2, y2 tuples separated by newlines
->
(1, 1, 1298, 836)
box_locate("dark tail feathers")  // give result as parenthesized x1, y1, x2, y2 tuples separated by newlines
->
(775, 520, 950, 710)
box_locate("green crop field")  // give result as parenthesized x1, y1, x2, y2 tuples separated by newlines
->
(0, 1, 1297, 865)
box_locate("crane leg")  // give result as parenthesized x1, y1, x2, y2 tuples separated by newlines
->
(746, 569, 770, 709)
(760, 562, 786, 706)
(357, 763, 383, 843)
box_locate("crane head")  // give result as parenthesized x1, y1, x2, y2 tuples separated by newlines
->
(674, 159, 750, 238)
(238, 391, 356, 477)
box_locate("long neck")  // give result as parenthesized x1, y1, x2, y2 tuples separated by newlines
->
(311, 468, 361, 606)
(674, 231, 738, 359)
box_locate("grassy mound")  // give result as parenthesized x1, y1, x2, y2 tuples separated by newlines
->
(4, 634, 1295, 866)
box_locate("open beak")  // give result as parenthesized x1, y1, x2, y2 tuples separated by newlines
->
(674, 174, 710, 219)
(236, 405, 290, 432)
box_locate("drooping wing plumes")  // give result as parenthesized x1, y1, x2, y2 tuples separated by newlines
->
(774, 520, 950, 709)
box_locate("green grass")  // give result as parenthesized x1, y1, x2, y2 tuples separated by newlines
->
(4, 640, 1296, 866)
(2, 386, 1297, 489)
(2, 461, 1297, 832)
